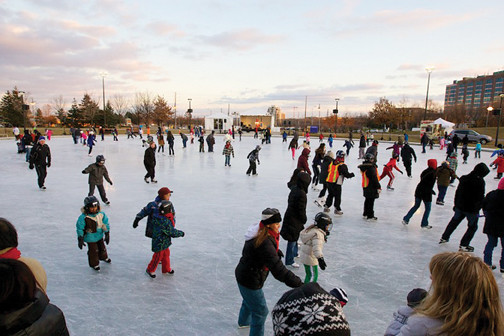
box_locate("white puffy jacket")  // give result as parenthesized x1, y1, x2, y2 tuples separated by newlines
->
(299, 225, 326, 266)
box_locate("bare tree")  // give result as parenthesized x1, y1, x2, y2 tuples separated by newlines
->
(112, 94, 129, 116)
(52, 95, 66, 118)
(133, 92, 154, 125)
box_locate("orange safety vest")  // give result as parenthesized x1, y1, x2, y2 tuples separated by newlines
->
(361, 167, 380, 187)
(326, 162, 341, 183)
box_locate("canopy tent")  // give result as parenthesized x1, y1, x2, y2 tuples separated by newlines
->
(432, 118, 455, 128)
(204, 113, 233, 132)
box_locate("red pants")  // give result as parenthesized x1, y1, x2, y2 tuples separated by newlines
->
(380, 170, 395, 187)
(147, 248, 171, 274)
(291, 147, 296, 159)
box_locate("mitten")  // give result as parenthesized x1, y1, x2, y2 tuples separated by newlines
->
(400, 171, 404, 174)
(109, 181, 113, 186)
(82, 170, 86, 174)
(277, 249, 284, 258)
(180, 231, 185, 237)
(29, 163, 34, 170)
(133, 218, 140, 229)
(47, 162, 51, 168)
(78, 236, 85, 249)
(104, 232, 110, 245)
(318, 257, 327, 270)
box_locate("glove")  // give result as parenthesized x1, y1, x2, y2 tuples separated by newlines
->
(133, 218, 140, 228)
(82, 170, 86, 174)
(318, 257, 327, 270)
(400, 171, 403, 174)
(104, 232, 110, 245)
(330, 288, 349, 307)
(277, 249, 284, 258)
(47, 162, 51, 168)
(180, 231, 185, 237)
(29, 164, 34, 170)
(109, 181, 113, 186)
(349, 173, 355, 178)
(78, 236, 85, 250)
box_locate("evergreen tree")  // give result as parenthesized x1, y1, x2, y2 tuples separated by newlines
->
(0, 88, 26, 126)
(67, 98, 84, 127)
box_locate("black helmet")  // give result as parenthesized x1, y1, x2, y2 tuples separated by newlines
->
(96, 155, 105, 164)
(314, 212, 333, 233)
(159, 200, 174, 215)
(335, 150, 345, 158)
(364, 153, 374, 162)
(84, 196, 100, 213)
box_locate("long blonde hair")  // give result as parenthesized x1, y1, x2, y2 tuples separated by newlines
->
(416, 252, 504, 336)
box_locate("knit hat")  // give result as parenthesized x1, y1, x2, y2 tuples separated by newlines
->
(407, 288, 428, 308)
(261, 208, 282, 225)
(272, 282, 351, 336)
(38, 136, 46, 141)
(498, 178, 504, 190)
(158, 187, 173, 197)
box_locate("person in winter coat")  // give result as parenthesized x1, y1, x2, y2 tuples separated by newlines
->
(22, 129, 33, 163)
(87, 131, 96, 156)
(206, 131, 216, 152)
(400, 142, 417, 178)
(311, 143, 325, 187)
(395, 252, 504, 336)
(343, 140, 353, 156)
(386, 142, 402, 162)
(281, 172, 310, 268)
(380, 154, 403, 190)
(82, 155, 113, 205)
(402, 159, 437, 229)
(358, 132, 366, 159)
(327, 133, 333, 148)
(133, 187, 173, 238)
(297, 148, 311, 175)
(324, 151, 355, 215)
(314, 151, 335, 206)
(0, 259, 69, 336)
(440, 162, 490, 252)
(420, 133, 429, 153)
(358, 153, 381, 221)
(461, 143, 469, 164)
(452, 133, 460, 152)
(145, 201, 184, 278)
(0, 218, 48, 293)
(76, 196, 111, 271)
(482, 178, 504, 272)
(384, 288, 427, 336)
(235, 208, 303, 334)
(282, 130, 287, 142)
(166, 131, 175, 155)
(29, 136, 51, 190)
(490, 152, 504, 179)
(299, 212, 332, 283)
(475, 142, 482, 159)
(143, 141, 157, 183)
(446, 151, 458, 184)
(157, 132, 165, 153)
(288, 138, 298, 160)
(434, 161, 457, 205)
(246, 145, 261, 176)
(198, 135, 205, 152)
(365, 140, 379, 163)
(222, 140, 235, 166)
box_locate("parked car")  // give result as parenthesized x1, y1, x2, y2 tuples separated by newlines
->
(449, 129, 492, 144)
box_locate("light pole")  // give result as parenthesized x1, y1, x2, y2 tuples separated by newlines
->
(187, 98, 192, 120)
(100, 71, 108, 126)
(487, 106, 493, 129)
(495, 94, 504, 147)
(423, 66, 434, 121)
(318, 104, 321, 132)
(333, 98, 339, 134)
(293, 106, 298, 129)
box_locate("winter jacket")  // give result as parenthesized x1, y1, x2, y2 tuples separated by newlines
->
(397, 314, 444, 336)
(235, 227, 302, 290)
(82, 163, 112, 185)
(435, 166, 456, 187)
(222, 144, 234, 156)
(22, 132, 33, 147)
(311, 149, 325, 166)
(167, 133, 175, 145)
(365, 144, 378, 161)
(0, 248, 47, 293)
(382, 158, 402, 175)
(297, 148, 311, 175)
(247, 148, 260, 163)
(135, 196, 167, 238)
(29, 143, 51, 166)
(151, 213, 184, 253)
(482, 189, 504, 237)
(327, 161, 355, 185)
(454, 162, 490, 213)
(414, 160, 437, 202)
(144, 147, 156, 166)
(76, 210, 110, 243)
(318, 155, 333, 184)
(206, 134, 215, 146)
(358, 161, 381, 199)
(400, 144, 417, 163)
(0, 289, 69, 336)
(492, 157, 504, 173)
(157, 135, 165, 146)
(447, 155, 458, 172)
(384, 305, 415, 336)
(359, 135, 366, 148)
(288, 138, 298, 149)
(299, 226, 326, 266)
(281, 173, 310, 242)
(87, 134, 96, 147)
(386, 143, 402, 156)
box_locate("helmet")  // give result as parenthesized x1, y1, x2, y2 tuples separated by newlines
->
(159, 200, 174, 215)
(364, 153, 375, 162)
(314, 212, 333, 234)
(84, 196, 100, 213)
(96, 155, 105, 164)
(335, 150, 345, 158)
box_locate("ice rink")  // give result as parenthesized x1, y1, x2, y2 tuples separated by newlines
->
(1, 133, 503, 335)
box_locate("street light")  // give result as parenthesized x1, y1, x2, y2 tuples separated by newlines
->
(423, 66, 435, 121)
(100, 71, 108, 126)
(333, 98, 340, 134)
(487, 106, 493, 129)
(187, 98, 193, 119)
(495, 94, 504, 147)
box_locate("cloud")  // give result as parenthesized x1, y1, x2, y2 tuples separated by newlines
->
(146, 22, 186, 38)
(197, 28, 285, 51)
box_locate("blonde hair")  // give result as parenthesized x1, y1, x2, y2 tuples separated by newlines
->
(416, 252, 504, 336)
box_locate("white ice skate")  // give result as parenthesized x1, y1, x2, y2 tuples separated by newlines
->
(314, 197, 326, 207)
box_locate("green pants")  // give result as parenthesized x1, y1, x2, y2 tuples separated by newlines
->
(304, 264, 319, 283)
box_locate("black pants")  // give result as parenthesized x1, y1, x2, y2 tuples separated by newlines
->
(88, 146, 93, 155)
(363, 197, 376, 218)
(246, 161, 257, 175)
(89, 183, 108, 203)
(403, 160, 412, 177)
(169, 144, 174, 155)
(325, 184, 342, 210)
(312, 164, 320, 185)
(87, 239, 108, 267)
(35, 165, 47, 188)
(144, 163, 155, 180)
(318, 182, 328, 198)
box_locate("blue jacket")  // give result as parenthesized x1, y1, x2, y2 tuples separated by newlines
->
(151, 213, 184, 253)
(135, 196, 175, 238)
(76, 210, 110, 243)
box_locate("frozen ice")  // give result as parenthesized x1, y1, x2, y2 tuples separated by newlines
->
(1, 134, 503, 335)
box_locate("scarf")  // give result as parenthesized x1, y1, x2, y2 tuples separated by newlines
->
(259, 221, 279, 252)
(0, 247, 21, 259)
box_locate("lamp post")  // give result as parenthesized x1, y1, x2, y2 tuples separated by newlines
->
(495, 94, 504, 147)
(293, 106, 298, 129)
(318, 104, 321, 132)
(100, 71, 108, 126)
(333, 98, 339, 134)
(487, 106, 493, 129)
(187, 98, 192, 120)
(423, 67, 434, 121)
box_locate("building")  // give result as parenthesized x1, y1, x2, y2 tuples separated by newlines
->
(444, 70, 504, 111)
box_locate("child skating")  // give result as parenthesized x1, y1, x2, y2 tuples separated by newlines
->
(222, 140, 234, 166)
(246, 145, 261, 176)
(490, 153, 504, 179)
(380, 154, 403, 191)
(82, 155, 113, 205)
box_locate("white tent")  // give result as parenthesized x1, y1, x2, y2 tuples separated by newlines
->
(204, 113, 233, 132)
(432, 118, 455, 128)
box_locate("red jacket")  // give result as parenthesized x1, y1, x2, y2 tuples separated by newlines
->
(297, 148, 311, 175)
(492, 157, 504, 173)
(381, 158, 402, 174)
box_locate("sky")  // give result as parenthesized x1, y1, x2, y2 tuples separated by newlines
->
(1, 0, 504, 118)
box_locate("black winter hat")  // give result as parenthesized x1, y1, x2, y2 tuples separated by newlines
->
(407, 288, 428, 308)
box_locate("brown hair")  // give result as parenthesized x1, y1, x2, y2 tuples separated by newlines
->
(0, 218, 18, 250)
(0, 259, 37, 313)
(254, 224, 275, 248)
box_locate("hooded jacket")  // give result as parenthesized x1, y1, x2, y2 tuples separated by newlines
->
(299, 225, 326, 266)
(82, 163, 112, 185)
(454, 162, 490, 213)
(400, 144, 417, 163)
(144, 146, 156, 166)
(297, 148, 311, 175)
(414, 159, 437, 202)
(76, 210, 110, 243)
(318, 154, 334, 184)
(358, 160, 381, 198)
(281, 172, 310, 242)
(482, 188, 504, 237)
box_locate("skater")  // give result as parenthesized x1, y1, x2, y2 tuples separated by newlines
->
(246, 145, 261, 176)
(133, 187, 173, 238)
(318, 132, 324, 142)
(238, 127, 242, 141)
(461, 143, 469, 164)
(311, 143, 325, 188)
(402, 159, 437, 229)
(287, 137, 298, 160)
(452, 133, 460, 152)
(420, 132, 429, 153)
(439, 163, 490, 252)
(324, 151, 355, 215)
(99, 126, 104, 141)
(82, 155, 113, 205)
(145, 201, 185, 278)
(299, 212, 332, 283)
(343, 139, 353, 156)
(235, 208, 303, 334)
(475, 142, 482, 159)
(167, 131, 175, 155)
(447, 151, 458, 185)
(45, 128, 52, 141)
(482, 178, 504, 272)
(29, 136, 51, 190)
(358, 132, 366, 159)
(365, 140, 379, 163)
(22, 129, 33, 163)
(222, 140, 235, 166)
(198, 134, 205, 152)
(429, 138, 434, 150)
(206, 130, 215, 152)
(138, 126, 143, 139)
(180, 132, 188, 148)
(490, 152, 504, 179)
(144, 141, 157, 183)
(380, 154, 403, 190)
(157, 131, 165, 153)
(439, 136, 445, 150)
(87, 131, 96, 156)
(305, 131, 310, 143)
(281, 171, 310, 268)
(314, 151, 334, 207)
(386, 142, 402, 162)
(327, 133, 333, 148)
(435, 161, 457, 205)
(358, 153, 381, 221)
(282, 130, 287, 142)
(400, 142, 417, 178)
(384, 288, 427, 336)
(297, 148, 311, 176)
(76, 196, 111, 271)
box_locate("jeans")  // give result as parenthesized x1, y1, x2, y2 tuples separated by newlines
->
(225, 155, 231, 166)
(285, 241, 298, 266)
(25, 146, 31, 162)
(403, 197, 431, 227)
(436, 185, 448, 202)
(237, 283, 268, 336)
(441, 208, 479, 246)
(484, 235, 504, 269)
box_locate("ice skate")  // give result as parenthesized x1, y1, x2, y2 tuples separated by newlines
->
(104, 258, 111, 263)
(439, 238, 449, 244)
(323, 206, 330, 213)
(387, 186, 394, 191)
(314, 197, 325, 207)
(146, 270, 156, 278)
(92, 265, 100, 271)
(459, 245, 474, 252)
(334, 210, 343, 215)
(151, 179, 158, 183)
(163, 270, 175, 275)
(421, 225, 433, 229)
(366, 217, 378, 221)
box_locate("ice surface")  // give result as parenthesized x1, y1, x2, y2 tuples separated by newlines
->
(1, 134, 503, 336)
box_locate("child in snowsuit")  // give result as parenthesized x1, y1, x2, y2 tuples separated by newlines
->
(327, 134, 333, 148)
(246, 145, 261, 176)
(447, 152, 458, 185)
(145, 201, 184, 278)
(299, 213, 332, 283)
(133, 187, 173, 238)
(490, 153, 504, 179)
(82, 155, 113, 205)
(87, 131, 96, 156)
(288, 138, 298, 160)
(76, 196, 111, 271)
(384, 288, 428, 336)
(380, 154, 403, 190)
(435, 161, 457, 205)
(475, 142, 481, 159)
(222, 140, 234, 166)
